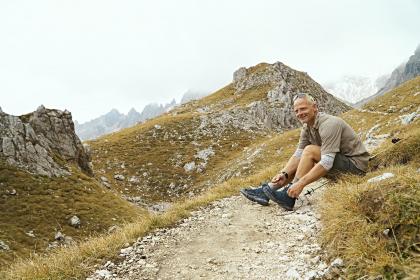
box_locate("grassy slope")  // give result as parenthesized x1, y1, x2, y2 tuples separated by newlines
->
(320, 77, 420, 278)
(2, 75, 419, 279)
(0, 160, 145, 267)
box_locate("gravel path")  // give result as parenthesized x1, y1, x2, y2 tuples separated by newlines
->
(88, 180, 343, 280)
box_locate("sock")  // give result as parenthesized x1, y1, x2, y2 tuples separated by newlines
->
(268, 182, 281, 191)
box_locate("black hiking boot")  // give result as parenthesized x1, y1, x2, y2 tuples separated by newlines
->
(262, 184, 296, 211)
(240, 184, 270, 206)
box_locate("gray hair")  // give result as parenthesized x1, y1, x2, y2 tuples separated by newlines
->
(292, 92, 316, 104)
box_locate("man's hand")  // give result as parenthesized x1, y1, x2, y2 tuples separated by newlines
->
(271, 173, 287, 186)
(287, 183, 304, 198)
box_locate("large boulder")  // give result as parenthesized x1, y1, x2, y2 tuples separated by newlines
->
(0, 105, 93, 177)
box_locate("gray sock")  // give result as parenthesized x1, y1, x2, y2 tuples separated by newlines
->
(268, 182, 281, 191)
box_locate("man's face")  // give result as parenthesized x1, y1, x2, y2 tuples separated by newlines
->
(293, 98, 318, 126)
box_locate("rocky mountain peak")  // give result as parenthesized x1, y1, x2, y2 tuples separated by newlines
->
(0, 106, 92, 177)
(197, 62, 350, 137)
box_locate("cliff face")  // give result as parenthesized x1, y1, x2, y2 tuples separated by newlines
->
(0, 105, 92, 177)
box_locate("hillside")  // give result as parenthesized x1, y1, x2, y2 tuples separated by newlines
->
(1, 68, 418, 280)
(0, 107, 144, 267)
(87, 62, 349, 206)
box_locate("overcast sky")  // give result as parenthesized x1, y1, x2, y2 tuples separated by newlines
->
(0, 0, 419, 122)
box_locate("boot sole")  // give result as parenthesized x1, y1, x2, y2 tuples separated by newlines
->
(240, 189, 269, 206)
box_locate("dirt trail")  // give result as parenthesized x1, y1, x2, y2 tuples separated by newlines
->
(88, 181, 342, 280)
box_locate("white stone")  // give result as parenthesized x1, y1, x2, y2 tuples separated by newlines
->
(0, 240, 9, 250)
(69, 215, 81, 228)
(183, 161, 196, 172)
(285, 267, 300, 279)
(367, 172, 395, 183)
(114, 174, 125, 181)
(120, 246, 133, 255)
(331, 257, 344, 267)
(399, 112, 418, 125)
(94, 269, 112, 279)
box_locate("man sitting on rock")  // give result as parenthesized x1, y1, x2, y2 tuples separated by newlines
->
(241, 93, 369, 210)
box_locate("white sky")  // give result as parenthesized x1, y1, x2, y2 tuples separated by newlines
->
(0, 0, 419, 122)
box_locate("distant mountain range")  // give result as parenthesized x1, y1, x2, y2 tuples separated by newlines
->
(355, 45, 420, 107)
(75, 90, 208, 140)
(323, 75, 389, 104)
(325, 45, 420, 106)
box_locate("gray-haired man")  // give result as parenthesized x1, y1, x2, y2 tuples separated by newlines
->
(241, 93, 369, 210)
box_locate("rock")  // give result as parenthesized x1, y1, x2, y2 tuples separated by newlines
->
(100, 176, 109, 183)
(129, 176, 140, 183)
(0, 107, 93, 177)
(25, 230, 36, 238)
(149, 202, 172, 213)
(387, 105, 397, 113)
(94, 269, 112, 279)
(0, 240, 10, 251)
(399, 111, 418, 125)
(233, 67, 247, 83)
(367, 172, 395, 183)
(120, 246, 133, 255)
(55, 231, 65, 241)
(183, 161, 196, 172)
(69, 215, 81, 228)
(285, 267, 300, 279)
(331, 258, 344, 268)
(114, 174, 125, 181)
(195, 147, 215, 161)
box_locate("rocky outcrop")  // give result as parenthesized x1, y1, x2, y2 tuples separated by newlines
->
(0, 105, 92, 177)
(198, 62, 350, 135)
(356, 45, 420, 107)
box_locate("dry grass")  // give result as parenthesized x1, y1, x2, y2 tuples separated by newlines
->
(320, 165, 420, 278)
(319, 77, 420, 278)
(0, 161, 143, 267)
(2, 160, 282, 280)
(2, 68, 419, 279)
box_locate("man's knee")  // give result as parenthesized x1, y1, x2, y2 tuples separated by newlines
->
(302, 145, 321, 160)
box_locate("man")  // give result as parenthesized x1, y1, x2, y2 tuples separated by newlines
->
(241, 93, 369, 210)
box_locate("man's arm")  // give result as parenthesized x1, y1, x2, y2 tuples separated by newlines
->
(271, 154, 300, 186)
(287, 163, 327, 197)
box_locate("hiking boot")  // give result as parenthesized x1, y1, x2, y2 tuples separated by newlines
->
(262, 184, 296, 211)
(240, 184, 270, 206)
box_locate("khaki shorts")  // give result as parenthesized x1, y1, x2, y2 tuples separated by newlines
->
(328, 153, 366, 177)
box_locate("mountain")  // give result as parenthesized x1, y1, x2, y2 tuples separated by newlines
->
(86, 61, 350, 204)
(76, 90, 210, 141)
(355, 45, 420, 107)
(180, 90, 209, 104)
(323, 75, 389, 104)
(3, 62, 419, 279)
(75, 99, 177, 141)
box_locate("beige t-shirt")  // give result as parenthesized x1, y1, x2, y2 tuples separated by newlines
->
(297, 112, 370, 172)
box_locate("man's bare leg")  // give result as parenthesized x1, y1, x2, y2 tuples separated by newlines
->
(293, 145, 321, 182)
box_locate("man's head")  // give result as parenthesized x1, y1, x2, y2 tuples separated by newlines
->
(293, 93, 318, 126)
